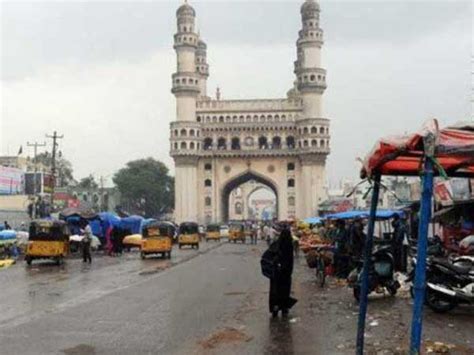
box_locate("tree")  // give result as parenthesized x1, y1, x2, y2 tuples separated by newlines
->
(78, 175, 98, 189)
(113, 158, 174, 217)
(34, 152, 75, 187)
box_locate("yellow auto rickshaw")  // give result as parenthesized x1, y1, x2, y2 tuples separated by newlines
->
(228, 222, 246, 243)
(178, 222, 200, 249)
(25, 220, 70, 266)
(205, 224, 221, 242)
(141, 221, 175, 259)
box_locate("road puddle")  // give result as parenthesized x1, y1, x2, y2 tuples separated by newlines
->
(62, 344, 96, 354)
(198, 327, 253, 350)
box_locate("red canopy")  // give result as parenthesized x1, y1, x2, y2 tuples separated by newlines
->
(361, 119, 474, 178)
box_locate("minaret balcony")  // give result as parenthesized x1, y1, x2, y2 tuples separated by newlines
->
(174, 33, 199, 49)
(296, 68, 327, 91)
(171, 73, 201, 94)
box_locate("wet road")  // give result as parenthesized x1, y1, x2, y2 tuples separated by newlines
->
(0, 241, 473, 354)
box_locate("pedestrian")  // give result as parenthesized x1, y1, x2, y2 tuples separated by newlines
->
(392, 215, 407, 272)
(82, 224, 92, 263)
(333, 219, 349, 278)
(4, 221, 11, 230)
(27, 203, 33, 219)
(269, 227, 297, 317)
(251, 223, 258, 244)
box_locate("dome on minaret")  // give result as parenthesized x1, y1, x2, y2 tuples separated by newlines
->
(197, 39, 207, 50)
(177, 1, 196, 17)
(300, 0, 319, 20)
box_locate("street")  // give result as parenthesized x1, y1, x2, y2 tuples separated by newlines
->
(0, 241, 473, 355)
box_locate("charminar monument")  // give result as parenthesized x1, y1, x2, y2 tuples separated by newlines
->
(170, 0, 330, 224)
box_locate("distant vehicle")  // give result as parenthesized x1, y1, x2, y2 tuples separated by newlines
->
(206, 224, 221, 242)
(178, 222, 200, 249)
(220, 225, 229, 238)
(141, 221, 174, 259)
(229, 222, 246, 244)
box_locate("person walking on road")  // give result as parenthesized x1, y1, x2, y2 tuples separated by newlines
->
(82, 224, 92, 263)
(269, 227, 297, 318)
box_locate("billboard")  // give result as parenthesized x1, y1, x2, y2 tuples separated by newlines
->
(0, 166, 24, 195)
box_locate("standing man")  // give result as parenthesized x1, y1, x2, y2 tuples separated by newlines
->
(82, 224, 92, 264)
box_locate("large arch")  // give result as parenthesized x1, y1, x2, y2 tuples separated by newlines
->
(221, 171, 278, 222)
(246, 185, 276, 220)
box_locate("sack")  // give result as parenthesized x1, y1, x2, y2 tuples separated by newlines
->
(260, 241, 280, 279)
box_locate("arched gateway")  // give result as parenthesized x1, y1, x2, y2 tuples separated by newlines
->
(170, 0, 331, 224)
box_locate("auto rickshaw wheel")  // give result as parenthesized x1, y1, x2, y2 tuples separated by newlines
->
(25, 256, 32, 266)
(140, 252, 146, 259)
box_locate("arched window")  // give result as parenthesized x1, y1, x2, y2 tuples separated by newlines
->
(311, 127, 317, 134)
(258, 136, 268, 149)
(231, 137, 240, 150)
(253, 115, 258, 122)
(320, 127, 325, 134)
(320, 139, 325, 147)
(183, 26, 187, 32)
(288, 179, 295, 188)
(239, 115, 244, 122)
(180, 129, 187, 136)
(286, 136, 295, 149)
(232, 116, 238, 123)
(217, 137, 227, 150)
(189, 129, 195, 137)
(205, 197, 211, 206)
(226, 116, 231, 122)
(288, 196, 295, 206)
(212, 116, 217, 123)
(203, 138, 213, 150)
(304, 140, 309, 147)
(272, 136, 281, 149)
(311, 139, 317, 147)
(235, 202, 242, 215)
(303, 127, 309, 134)
(219, 116, 224, 123)
(174, 143, 178, 150)
(204, 163, 212, 170)
(181, 142, 187, 149)
(310, 74, 316, 81)
(260, 115, 265, 122)
(190, 142, 195, 149)
(174, 129, 178, 136)
(287, 162, 295, 171)
(246, 115, 251, 122)
(197, 116, 201, 123)
(204, 179, 212, 187)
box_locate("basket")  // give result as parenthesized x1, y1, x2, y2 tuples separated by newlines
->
(305, 250, 319, 268)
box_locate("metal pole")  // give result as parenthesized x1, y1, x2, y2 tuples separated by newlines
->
(356, 173, 381, 355)
(46, 131, 64, 207)
(410, 157, 434, 354)
(26, 141, 46, 217)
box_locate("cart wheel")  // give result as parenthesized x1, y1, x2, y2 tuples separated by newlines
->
(25, 256, 32, 266)
(141, 252, 146, 259)
(315, 258, 326, 287)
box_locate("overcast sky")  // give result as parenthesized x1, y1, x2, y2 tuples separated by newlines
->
(1, 0, 472, 186)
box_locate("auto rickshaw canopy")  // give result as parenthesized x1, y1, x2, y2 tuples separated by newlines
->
(29, 219, 70, 241)
(361, 119, 474, 179)
(143, 221, 176, 238)
(179, 222, 199, 234)
(206, 224, 220, 232)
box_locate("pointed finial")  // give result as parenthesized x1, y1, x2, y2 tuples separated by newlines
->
(216, 87, 221, 100)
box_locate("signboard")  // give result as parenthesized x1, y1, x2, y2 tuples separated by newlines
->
(25, 172, 54, 195)
(434, 181, 452, 205)
(0, 166, 24, 195)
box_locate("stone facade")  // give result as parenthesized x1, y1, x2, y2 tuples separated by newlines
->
(170, 0, 330, 224)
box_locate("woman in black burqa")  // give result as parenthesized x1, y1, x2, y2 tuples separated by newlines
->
(269, 227, 296, 317)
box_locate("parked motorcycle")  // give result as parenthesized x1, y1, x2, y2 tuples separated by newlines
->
(407, 256, 474, 312)
(348, 246, 400, 302)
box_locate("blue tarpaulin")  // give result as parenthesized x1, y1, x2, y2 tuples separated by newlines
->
(325, 210, 404, 220)
(119, 215, 144, 234)
(0, 230, 16, 240)
(304, 217, 323, 224)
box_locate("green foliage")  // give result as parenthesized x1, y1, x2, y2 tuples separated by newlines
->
(35, 152, 74, 187)
(78, 175, 99, 189)
(113, 158, 174, 217)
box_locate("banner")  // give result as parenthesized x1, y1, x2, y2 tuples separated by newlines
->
(0, 166, 24, 195)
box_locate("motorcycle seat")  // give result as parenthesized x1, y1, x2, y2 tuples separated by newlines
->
(434, 258, 472, 275)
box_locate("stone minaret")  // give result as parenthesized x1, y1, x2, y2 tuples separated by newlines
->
(170, 2, 201, 223)
(196, 38, 209, 98)
(294, 0, 329, 218)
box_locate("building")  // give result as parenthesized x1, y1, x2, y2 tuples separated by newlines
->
(170, 0, 330, 223)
